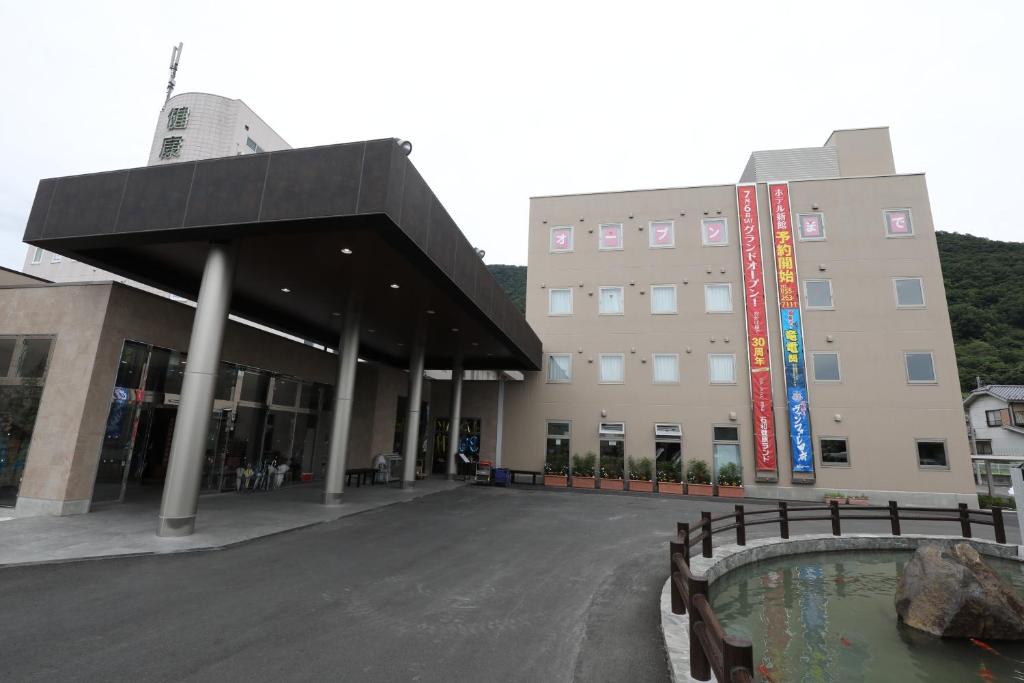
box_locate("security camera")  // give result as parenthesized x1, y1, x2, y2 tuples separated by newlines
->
(396, 139, 413, 156)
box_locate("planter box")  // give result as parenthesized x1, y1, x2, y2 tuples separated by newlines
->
(717, 485, 745, 498)
(847, 497, 870, 506)
(824, 496, 848, 505)
(544, 474, 567, 487)
(600, 478, 624, 491)
(658, 481, 684, 495)
(572, 476, 596, 489)
(629, 480, 654, 493)
(687, 483, 714, 496)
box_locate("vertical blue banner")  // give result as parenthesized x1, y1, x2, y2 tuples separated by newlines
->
(780, 309, 813, 472)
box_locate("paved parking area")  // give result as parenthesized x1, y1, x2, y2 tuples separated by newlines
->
(0, 486, 1017, 682)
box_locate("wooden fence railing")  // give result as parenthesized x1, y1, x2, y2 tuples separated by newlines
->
(668, 501, 1011, 681)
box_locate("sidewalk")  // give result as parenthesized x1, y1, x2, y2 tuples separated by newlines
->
(0, 478, 465, 568)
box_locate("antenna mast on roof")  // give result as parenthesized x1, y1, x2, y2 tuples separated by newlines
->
(165, 42, 183, 103)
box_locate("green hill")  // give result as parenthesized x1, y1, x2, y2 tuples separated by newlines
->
(489, 232, 1024, 391)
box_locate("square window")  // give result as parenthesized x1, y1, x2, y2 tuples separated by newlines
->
(713, 426, 739, 441)
(820, 438, 849, 466)
(599, 286, 624, 315)
(548, 288, 572, 315)
(985, 410, 1002, 427)
(550, 226, 574, 252)
(797, 213, 826, 240)
(167, 106, 189, 130)
(704, 283, 732, 313)
(17, 338, 53, 379)
(884, 209, 914, 237)
(547, 421, 571, 438)
(599, 223, 623, 250)
(701, 218, 729, 246)
(599, 354, 625, 383)
(650, 285, 677, 314)
(652, 354, 679, 383)
(30, 247, 43, 264)
(916, 440, 948, 468)
(708, 354, 736, 384)
(245, 136, 263, 153)
(804, 279, 833, 309)
(50, 252, 62, 264)
(0, 337, 15, 377)
(649, 220, 675, 248)
(894, 277, 925, 308)
(547, 354, 572, 383)
(812, 352, 841, 382)
(159, 136, 183, 159)
(905, 352, 936, 383)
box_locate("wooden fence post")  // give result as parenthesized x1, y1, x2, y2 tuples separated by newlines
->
(959, 503, 972, 539)
(688, 575, 711, 681)
(678, 521, 691, 562)
(830, 500, 841, 536)
(701, 511, 713, 558)
(779, 501, 789, 539)
(669, 539, 685, 614)
(735, 504, 746, 546)
(889, 500, 901, 536)
(992, 506, 1006, 544)
(723, 636, 754, 683)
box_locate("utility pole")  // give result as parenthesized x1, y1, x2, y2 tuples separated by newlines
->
(166, 42, 183, 103)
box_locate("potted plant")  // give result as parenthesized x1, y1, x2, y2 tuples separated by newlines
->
(848, 494, 870, 506)
(628, 457, 655, 493)
(572, 452, 597, 489)
(716, 462, 744, 498)
(599, 458, 624, 491)
(543, 459, 568, 487)
(657, 460, 684, 495)
(685, 460, 713, 496)
(823, 492, 848, 505)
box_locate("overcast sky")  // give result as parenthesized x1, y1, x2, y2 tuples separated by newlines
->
(1, 1, 1020, 271)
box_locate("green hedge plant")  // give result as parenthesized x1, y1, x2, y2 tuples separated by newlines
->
(686, 459, 711, 485)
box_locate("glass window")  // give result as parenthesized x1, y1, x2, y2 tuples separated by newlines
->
(820, 437, 849, 466)
(547, 354, 572, 383)
(884, 209, 913, 237)
(545, 420, 571, 475)
(112, 341, 148, 389)
(301, 383, 320, 411)
(916, 440, 948, 468)
(598, 223, 623, 250)
(0, 338, 15, 377)
(649, 220, 675, 248)
(159, 136, 183, 159)
(167, 107, 189, 129)
(50, 252, 62, 263)
(548, 288, 572, 315)
(16, 338, 52, 380)
(894, 277, 925, 307)
(163, 351, 187, 394)
(271, 377, 298, 406)
(245, 137, 263, 153)
(905, 352, 936, 383)
(797, 213, 826, 240)
(599, 286, 624, 315)
(600, 434, 624, 479)
(652, 354, 679, 383)
(812, 352, 841, 382)
(215, 362, 238, 401)
(701, 218, 729, 246)
(985, 409, 1003, 427)
(708, 354, 736, 384)
(650, 285, 677, 314)
(975, 440, 993, 455)
(0, 385, 46, 506)
(599, 354, 625, 383)
(30, 247, 43, 265)
(144, 347, 172, 393)
(550, 226, 573, 252)
(712, 426, 741, 484)
(704, 283, 732, 313)
(240, 370, 271, 402)
(804, 280, 833, 309)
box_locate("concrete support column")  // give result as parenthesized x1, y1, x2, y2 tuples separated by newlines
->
(445, 353, 464, 480)
(401, 338, 427, 488)
(495, 375, 505, 468)
(158, 241, 236, 537)
(323, 297, 361, 505)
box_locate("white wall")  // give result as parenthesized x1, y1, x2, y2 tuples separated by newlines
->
(967, 394, 1024, 455)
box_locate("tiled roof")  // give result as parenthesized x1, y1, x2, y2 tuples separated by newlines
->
(973, 385, 1024, 402)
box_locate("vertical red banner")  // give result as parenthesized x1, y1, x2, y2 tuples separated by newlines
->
(736, 184, 778, 473)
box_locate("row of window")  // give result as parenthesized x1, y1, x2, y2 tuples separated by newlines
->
(546, 350, 939, 385)
(28, 247, 61, 265)
(547, 210, 915, 253)
(548, 277, 926, 316)
(984, 408, 1024, 427)
(544, 420, 951, 471)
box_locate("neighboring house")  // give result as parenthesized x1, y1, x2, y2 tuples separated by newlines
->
(964, 385, 1024, 482)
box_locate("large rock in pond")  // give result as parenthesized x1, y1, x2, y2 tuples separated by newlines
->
(895, 542, 1024, 640)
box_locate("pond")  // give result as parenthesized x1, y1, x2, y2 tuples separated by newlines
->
(710, 550, 1024, 682)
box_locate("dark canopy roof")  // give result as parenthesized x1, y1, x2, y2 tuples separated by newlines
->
(23, 138, 540, 370)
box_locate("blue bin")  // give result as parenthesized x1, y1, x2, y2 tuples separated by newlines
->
(493, 467, 511, 487)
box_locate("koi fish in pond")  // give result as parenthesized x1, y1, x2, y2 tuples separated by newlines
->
(977, 663, 994, 682)
(757, 662, 778, 683)
(970, 639, 1000, 657)
(839, 636, 852, 647)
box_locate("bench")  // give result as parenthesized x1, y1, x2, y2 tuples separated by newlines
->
(345, 467, 377, 487)
(508, 469, 544, 486)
